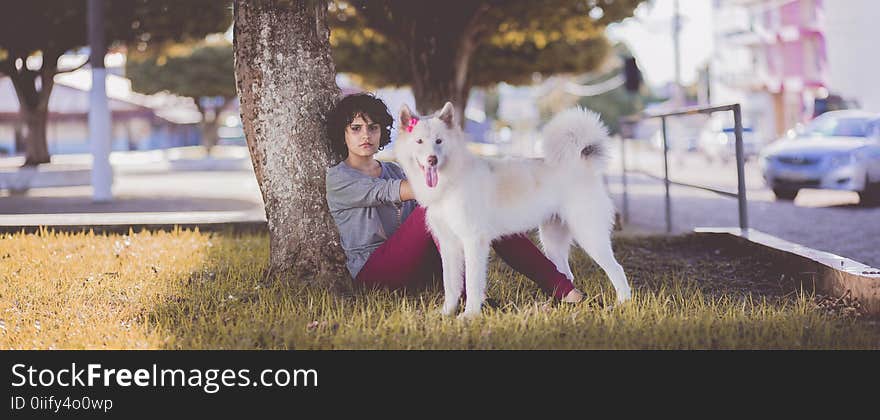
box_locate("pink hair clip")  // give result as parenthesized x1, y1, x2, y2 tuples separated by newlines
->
(405, 117, 419, 133)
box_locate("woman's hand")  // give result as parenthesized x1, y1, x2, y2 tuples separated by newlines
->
(400, 180, 416, 201)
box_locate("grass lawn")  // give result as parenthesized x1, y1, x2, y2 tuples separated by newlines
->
(1, 227, 878, 349)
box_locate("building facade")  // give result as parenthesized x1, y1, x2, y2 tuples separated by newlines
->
(711, 0, 828, 139)
(823, 0, 880, 113)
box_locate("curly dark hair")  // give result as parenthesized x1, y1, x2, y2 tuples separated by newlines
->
(326, 93, 394, 162)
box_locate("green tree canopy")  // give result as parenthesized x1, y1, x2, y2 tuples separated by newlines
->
(329, 0, 643, 120)
(0, 0, 231, 165)
(126, 42, 235, 99)
(126, 41, 236, 151)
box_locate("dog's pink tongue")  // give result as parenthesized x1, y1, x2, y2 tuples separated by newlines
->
(425, 165, 438, 188)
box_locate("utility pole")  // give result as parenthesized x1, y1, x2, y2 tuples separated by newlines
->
(88, 0, 113, 202)
(673, 0, 683, 106)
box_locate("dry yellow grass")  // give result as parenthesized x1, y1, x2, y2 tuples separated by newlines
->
(1, 227, 878, 349)
(0, 227, 217, 349)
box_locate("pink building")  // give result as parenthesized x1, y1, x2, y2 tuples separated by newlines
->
(713, 0, 829, 137)
(756, 0, 827, 132)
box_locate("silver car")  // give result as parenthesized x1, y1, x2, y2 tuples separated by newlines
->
(759, 110, 880, 204)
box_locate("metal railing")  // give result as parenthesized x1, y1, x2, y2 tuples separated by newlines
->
(619, 103, 748, 233)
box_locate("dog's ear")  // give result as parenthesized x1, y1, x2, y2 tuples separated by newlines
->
(438, 102, 455, 128)
(399, 104, 414, 131)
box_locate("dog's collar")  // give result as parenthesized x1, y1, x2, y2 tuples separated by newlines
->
(405, 117, 419, 133)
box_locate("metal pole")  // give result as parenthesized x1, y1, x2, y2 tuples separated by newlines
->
(620, 134, 629, 223)
(732, 104, 749, 232)
(673, 0, 683, 106)
(89, 0, 113, 202)
(661, 116, 671, 234)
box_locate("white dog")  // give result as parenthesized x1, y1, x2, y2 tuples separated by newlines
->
(394, 102, 631, 318)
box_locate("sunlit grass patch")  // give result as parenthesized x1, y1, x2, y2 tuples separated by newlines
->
(0, 227, 211, 349)
(1, 228, 878, 349)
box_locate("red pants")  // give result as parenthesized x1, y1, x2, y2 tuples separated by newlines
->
(355, 206, 575, 299)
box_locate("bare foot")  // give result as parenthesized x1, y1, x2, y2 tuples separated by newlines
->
(561, 288, 584, 303)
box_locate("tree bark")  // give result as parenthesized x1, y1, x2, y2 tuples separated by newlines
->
(13, 120, 25, 154)
(6, 51, 57, 166)
(402, 27, 474, 125)
(391, 2, 491, 125)
(233, 0, 350, 291)
(194, 98, 225, 156)
(21, 106, 50, 165)
(200, 116, 220, 155)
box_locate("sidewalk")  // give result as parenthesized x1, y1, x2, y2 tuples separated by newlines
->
(0, 146, 266, 230)
(606, 173, 880, 268)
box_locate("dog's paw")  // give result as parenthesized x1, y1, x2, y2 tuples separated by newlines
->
(440, 302, 458, 317)
(458, 307, 482, 320)
(457, 312, 481, 321)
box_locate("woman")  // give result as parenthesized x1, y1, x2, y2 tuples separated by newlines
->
(324, 93, 584, 304)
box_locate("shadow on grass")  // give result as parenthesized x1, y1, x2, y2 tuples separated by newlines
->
(144, 229, 880, 350)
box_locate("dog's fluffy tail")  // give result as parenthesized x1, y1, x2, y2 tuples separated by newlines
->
(541, 107, 610, 167)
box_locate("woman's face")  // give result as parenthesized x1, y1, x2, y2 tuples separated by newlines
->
(344, 113, 382, 159)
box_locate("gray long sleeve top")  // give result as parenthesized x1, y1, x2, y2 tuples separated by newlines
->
(325, 160, 417, 278)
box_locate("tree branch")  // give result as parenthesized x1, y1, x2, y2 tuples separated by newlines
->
(55, 58, 90, 75)
(447, 2, 495, 94)
(463, 1, 493, 38)
(5, 51, 39, 109)
(0, 59, 13, 77)
(36, 50, 62, 109)
(194, 97, 206, 117)
(352, 0, 400, 42)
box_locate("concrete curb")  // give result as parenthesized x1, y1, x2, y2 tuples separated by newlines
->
(0, 168, 91, 191)
(695, 227, 880, 315)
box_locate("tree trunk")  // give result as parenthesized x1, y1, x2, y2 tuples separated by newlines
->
(201, 116, 220, 155)
(405, 31, 473, 126)
(397, 3, 490, 126)
(233, 0, 350, 291)
(22, 106, 50, 166)
(195, 99, 222, 156)
(7, 50, 59, 166)
(13, 120, 25, 155)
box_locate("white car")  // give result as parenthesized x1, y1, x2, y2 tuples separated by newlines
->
(759, 110, 880, 204)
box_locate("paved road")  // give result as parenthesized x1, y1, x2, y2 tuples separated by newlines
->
(607, 141, 879, 268)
